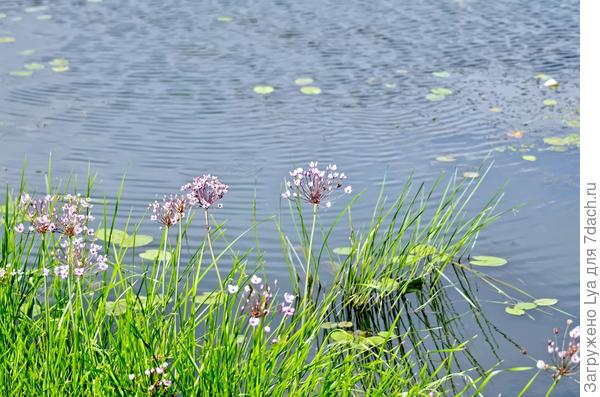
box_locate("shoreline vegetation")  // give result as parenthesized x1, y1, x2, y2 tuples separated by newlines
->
(0, 161, 578, 396)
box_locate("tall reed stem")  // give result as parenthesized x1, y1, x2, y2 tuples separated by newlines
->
(303, 205, 318, 303)
(204, 208, 223, 290)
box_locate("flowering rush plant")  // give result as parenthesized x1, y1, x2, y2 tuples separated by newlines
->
(148, 195, 187, 229)
(14, 193, 108, 279)
(181, 175, 228, 209)
(227, 275, 296, 333)
(536, 319, 580, 379)
(282, 162, 351, 208)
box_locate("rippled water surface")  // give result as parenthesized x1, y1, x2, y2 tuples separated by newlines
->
(0, 0, 579, 394)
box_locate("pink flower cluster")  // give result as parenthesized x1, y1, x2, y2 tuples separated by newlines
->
(230, 275, 296, 329)
(16, 193, 94, 237)
(536, 320, 580, 379)
(53, 236, 107, 279)
(282, 162, 351, 207)
(149, 195, 187, 229)
(181, 175, 228, 209)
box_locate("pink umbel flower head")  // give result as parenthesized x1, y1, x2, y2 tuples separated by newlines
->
(181, 175, 228, 209)
(53, 236, 108, 279)
(149, 195, 187, 229)
(538, 319, 580, 380)
(283, 162, 351, 207)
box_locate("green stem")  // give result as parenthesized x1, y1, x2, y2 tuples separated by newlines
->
(204, 208, 223, 291)
(303, 205, 318, 303)
(545, 376, 560, 397)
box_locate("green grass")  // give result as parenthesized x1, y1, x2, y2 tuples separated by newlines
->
(0, 165, 562, 396)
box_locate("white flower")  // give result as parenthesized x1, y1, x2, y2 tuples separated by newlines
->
(14, 223, 25, 233)
(249, 317, 260, 327)
(326, 201, 331, 208)
(536, 360, 547, 370)
(344, 186, 352, 194)
(264, 326, 271, 333)
(250, 275, 262, 285)
(227, 284, 239, 294)
(569, 325, 580, 339)
(283, 292, 295, 304)
(128, 374, 135, 381)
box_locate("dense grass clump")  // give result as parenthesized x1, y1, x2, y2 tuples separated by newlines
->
(0, 163, 568, 396)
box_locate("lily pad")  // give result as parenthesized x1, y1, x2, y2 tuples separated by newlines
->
(333, 247, 352, 256)
(300, 86, 322, 95)
(0, 37, 16, 43)
(105, 300, 128, 316)
(533, 298, 558, 306)
(294, 77, 314, 85)
(489, 107, 502, 113)
(52, 66, 69, 73)
(195, 291, 220, 305)
(365, 335, 386, 345)
(426, 93, 446, 102)
(366, 277, 400, 293)
(217, 16, 233, 22)
(20, 49, 36, 56)
(24, 63, 45, 70)
(463, 171, 480, 179)
(543, 137, 567, 146)
(514, 302, 537, 311)
(565, 133, 580, 146)
(470, 255, 507, 267)
(50, 58, 69, 67)
(543, 99, 557, 106)
(0, 13, 6, 19)
(436, 155, 456, 162)
(547, 145, 568, 152)
(505, 306, 525, 316)
(10, 70, 33, 77)
(431, 87, 452, 96)
(96, 228, 153, 248)
(329, 330, 354, 343)
(534, 73, 550, 80)
(253, 85, 274, 95)
(522, 155, 537, 162)
(37, 15, 52, 20)
(139, 249, 171, 262)
(321, 321, 353, 330)
(432, 71, 450, 78)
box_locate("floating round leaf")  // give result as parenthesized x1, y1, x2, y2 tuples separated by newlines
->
(543, 137, 567, 146)
(300, 86, 322, 95)
(547, 145, 568, 152)
(195, 291, 220, 305)
(25, 6, 48, 13)
(329, 330, 353, 343)
(383, 82, 397, 89)
(489, 107, 502, 113)
(505, 306, 525, 316)
(565, 133, 580, 146)
(333, 247, 352, 255)
(253, 85, 274, 95)
(522, 155, 537, 162)
(365, 335, 386, 346)
(337, 321, 353, 328)
(50, 58, 69, 67)
(52, 66, 70, 73)
(96, 228, 127, 244)
(0, 13, 6, 19)
(377, 330, 397, 338)
(24, 63, 45, 70)
(105, 300, 128, 316)
(20, 49, 36, 56)
(139, 249, 171, 262)
(0, 37, 16, 43)
(431, 87, 452, 96)
(543, 99, 557, 106)
(432, 71, 450, 78)
(125, 235, 153, 248)
(10, 70, 33, 77)
(533, 298, 558, 306)
(294, 77, 314, 85)
(217, 16, 233, 22)
(534, 73, 550, 80)
(514, 302, 537, 311)
(426, 93, 446, 101)
(37, 15, 52, 20)
(435, 155, 456, 162)
(470, 255, 507, 267)
(321, 322, 338, 329)
(463, 171, 480, 179)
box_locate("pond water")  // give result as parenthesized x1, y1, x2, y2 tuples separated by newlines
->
(0, 0, 579, 395)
